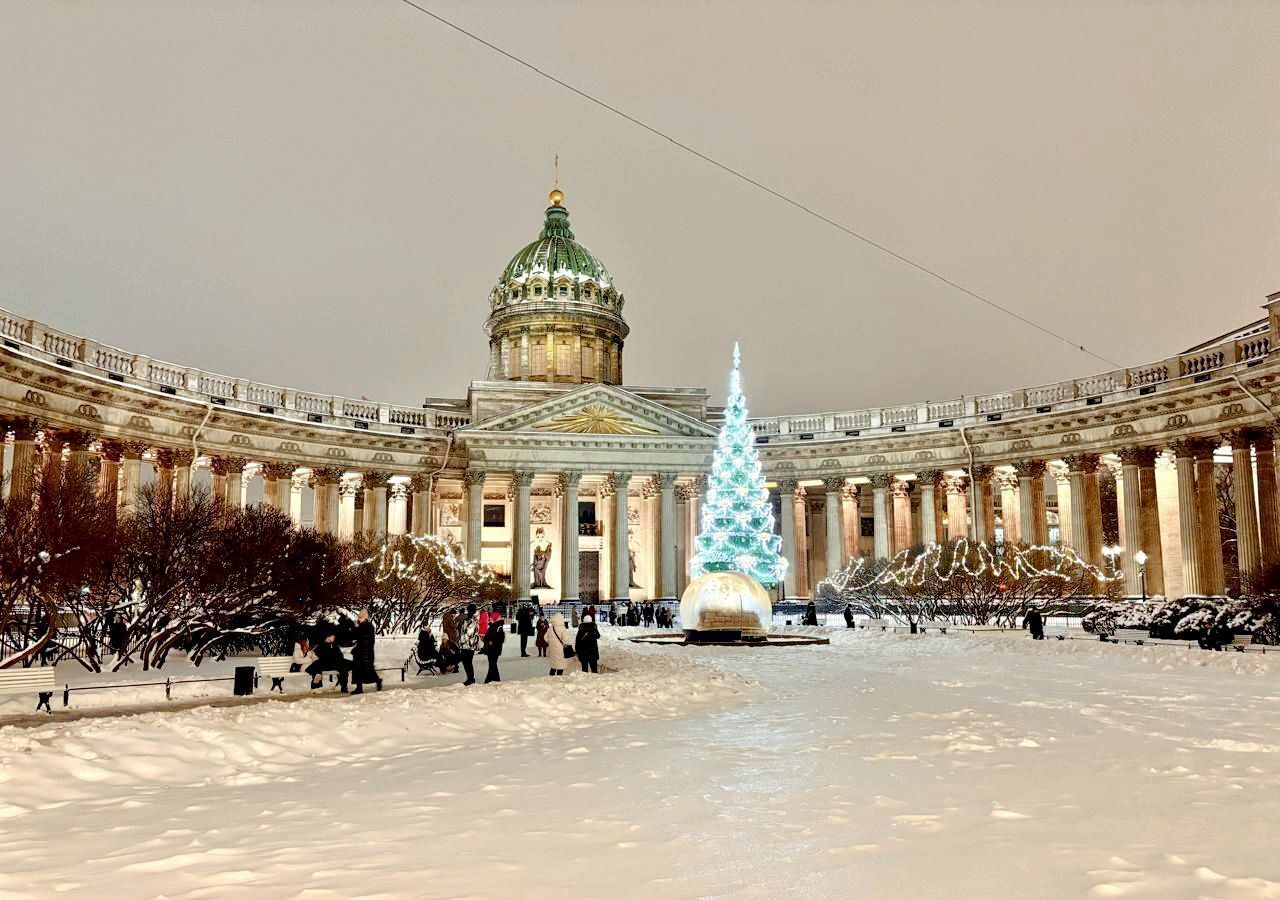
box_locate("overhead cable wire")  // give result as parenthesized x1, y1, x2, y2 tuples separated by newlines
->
(397, 0, 1122, 368)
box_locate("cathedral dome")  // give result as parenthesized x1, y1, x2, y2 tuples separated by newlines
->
(485, 189, 629, 385)
(499, 196, 613, 289)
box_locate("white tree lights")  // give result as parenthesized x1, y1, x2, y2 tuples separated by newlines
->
(689, 343, 788, 585)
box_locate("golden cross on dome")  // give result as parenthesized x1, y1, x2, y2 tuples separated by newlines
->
(549, 153, 563, 206)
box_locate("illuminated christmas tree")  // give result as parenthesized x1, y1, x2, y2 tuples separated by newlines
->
(689, 343, 788, 585)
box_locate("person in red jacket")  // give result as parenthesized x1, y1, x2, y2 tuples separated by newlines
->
(478, 607, 491, 639)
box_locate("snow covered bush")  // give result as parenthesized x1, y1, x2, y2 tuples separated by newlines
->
(1081, 599, 1156, 636)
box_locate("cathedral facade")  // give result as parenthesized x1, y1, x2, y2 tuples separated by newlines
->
(2, 189, 1279, 603)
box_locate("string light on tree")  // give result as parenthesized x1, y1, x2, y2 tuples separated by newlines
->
(689, 343, 787, 585)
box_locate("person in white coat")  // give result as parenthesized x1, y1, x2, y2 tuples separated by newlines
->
(546, 612, 574, 676)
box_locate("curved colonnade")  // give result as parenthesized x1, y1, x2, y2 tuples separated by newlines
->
(3, 295, 1280, 603)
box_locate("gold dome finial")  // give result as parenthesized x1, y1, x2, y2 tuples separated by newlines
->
(549, 152, 563, 206)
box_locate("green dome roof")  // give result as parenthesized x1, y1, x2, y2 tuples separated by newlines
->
(499, 201, 613, 289)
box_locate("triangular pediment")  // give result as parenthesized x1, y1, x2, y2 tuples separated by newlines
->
(463, 384, 718, 439)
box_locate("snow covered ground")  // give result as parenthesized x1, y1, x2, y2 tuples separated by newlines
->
(3, 629, 1280, 899)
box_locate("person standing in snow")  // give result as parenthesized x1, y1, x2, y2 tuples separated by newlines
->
(1024, 606, 1045, 640)
(843, 604, 855, 628)
(546, 612, 573, 676)
(350, 608, 382, 694)
(478, 607, 491, 640)
(458, 604, 480, 685)
(575, 612, 601, 673)
(482, 610, 506, 683)
(535, 611, 549, 657)
(516, 603, 535, 657)
(803, 600, 819, 626)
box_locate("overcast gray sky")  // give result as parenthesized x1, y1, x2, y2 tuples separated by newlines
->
(2, 1, 1278, 416)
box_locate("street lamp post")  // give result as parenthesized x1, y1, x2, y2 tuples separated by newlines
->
(1134, 549, 1148, 602)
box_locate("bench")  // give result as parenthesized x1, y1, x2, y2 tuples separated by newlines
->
(0, 667, 57, 713)
(1228, 633, 1254, 652)
(256, 656, 297, 693)
(861, 618, 889, 630)
(919, 620, 950, 634)
(1111, 628, 1151, 645)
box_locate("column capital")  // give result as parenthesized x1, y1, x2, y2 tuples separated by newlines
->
(1255, 429, 1276, 452)
(363, 470, 391, 488)
(264, 461, 299, 481)
(559, 471, 583, 490)
(946, 474, 970, 495)
(916, 469, 945, 489)
(996, 471, 1019, 491)
(339, 479, 361, 498)
(121, 441, 149, 460)
(1223, 428, 1262, 451)
(867, 473, 893, 490)
(1013, 459, 1047, 478)
(657, 471, 679, 490)
(1063, 453, 1100, 474)
(675, 482, 694, 503)
(968, 464, 994, 482)
(823, 475, 847, 493)
(890, 478, 912, 498)
(776, 477, 799, 493)
(1116, 447, 1159, 468)
(463, 468, 486, 488)
(512, 470, 535, 488)
(9, 418, 41, 442)
(310, 465, 341, 484)
(98, 440, 125, 463)
(172, 449, 195, 468)
(841, 482, 860, 501)
(62, 429, 95, 452)
(153, 448, 176, 469)
(409, 474, 429, 493)
(390, 481, 411, 500)
(1187, 438, 1220, 461)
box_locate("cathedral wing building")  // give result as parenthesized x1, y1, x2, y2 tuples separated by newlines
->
(2, 188, 1279, 603)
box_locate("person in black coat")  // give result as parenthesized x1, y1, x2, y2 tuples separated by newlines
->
(843, 604, 855, 628)
(516, 604, 535, 657)
(350, 609, 382, 693)
(575, 613, 601, 673)
(482, 611, 506, 683)
(803, 601, 819, 627)
(1024, 606, 1045, 640)
(306, 631, 351, 692)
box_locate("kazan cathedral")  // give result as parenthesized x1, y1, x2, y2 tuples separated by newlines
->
(2, 188, 1280, 604)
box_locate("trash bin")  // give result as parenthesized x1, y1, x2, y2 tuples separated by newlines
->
(233, 665, 255, 696)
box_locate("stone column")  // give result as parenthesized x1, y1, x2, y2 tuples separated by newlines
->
(1171, 441, 1204, 596)
(511, 471, 534, 602)
(969, 465, 995, 543)
(1014, 460, 1048, 545)
(1193, 440, 1224, 596)
(823, 476, 845, 575)
(65, 431, 97, 482)
(387, 481, 409, 536)
(223, 456, 245, 510)
(338, 477, 359, 540)
(153, 449, 175, 508)
(870, 474, 892, 559)
(1256, 430, 1280, 568)
(40, 430, 66, 487)
(9, 421, 39, 502)
(1117, 448, 1149, 597)
(656, 472, 678, 599)
(119, 441, 146, 514)
(262, 462, 293, 512)
(1138, 452, 1166, 596)
(464, 469, 484, 561)
(363, 471, 389, 538)
(917, 471, 940, 547)
(998, 471, 1020, 544)
(209, 455, 231, 506)
(792, 484, 810, 595)
(560, 472, 581, 601)
(1228, 430, 1263, 588)
(172, 450, 194, 504)
(290, 472, 306, 526)
(309, 467, 340, 534)
(778, 478, 798, 598)
(891, 478, 913, 553)
(1064, 455, 1101, 563)
(97, 440, 123, 514)
(841, 483, 861, 560)
(946, 475, 969, 542)
(611, 472, 632, 600)
(600, 477, 615, 598)
(410, 475, 430, 535)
